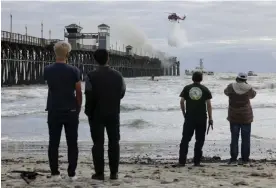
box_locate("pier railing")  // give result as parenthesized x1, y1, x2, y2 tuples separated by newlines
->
(1, 31, 153, 57)
(1, 31, 59, 47)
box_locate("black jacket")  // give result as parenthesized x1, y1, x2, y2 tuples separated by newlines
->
(84, 66, 126, 117)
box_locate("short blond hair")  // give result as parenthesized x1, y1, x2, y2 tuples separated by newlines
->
(54, 41, 72, 58)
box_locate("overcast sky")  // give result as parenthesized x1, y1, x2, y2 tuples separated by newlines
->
(2, 1, 276, 72)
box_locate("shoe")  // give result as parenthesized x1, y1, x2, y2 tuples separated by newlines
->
(242, 159, 250, 165)
(194, 162, 204, 167)
(68, 176, 78, 181)
(178, 157, 186, 166)
(51, 175, 62, 181)
(110, 173, 118, 180)
(228, 158, 238, 165)
(178, 163, 186, 167)
(171, 163, 185, 168)
(242, 158, 250, 162)
(92, 173, 104, 180)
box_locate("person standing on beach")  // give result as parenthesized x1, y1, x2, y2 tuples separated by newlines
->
(224, 73, 256, 164)
(85, 49, 126, 180)
(178, 71, 213, 166)
(44, 41, 82, 180)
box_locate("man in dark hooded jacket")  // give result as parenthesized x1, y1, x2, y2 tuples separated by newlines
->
(224, 72, 256, 164)
(84, 49, 126, 180)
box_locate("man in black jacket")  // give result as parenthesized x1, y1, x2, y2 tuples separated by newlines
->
(85, 49, 126, 180)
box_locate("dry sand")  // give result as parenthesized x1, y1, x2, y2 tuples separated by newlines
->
(2, 152, 276, 188)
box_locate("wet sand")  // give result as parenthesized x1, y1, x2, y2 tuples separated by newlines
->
(2, 146, 276, 188)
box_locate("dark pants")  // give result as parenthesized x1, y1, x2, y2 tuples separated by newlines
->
(179, 117, 207, 164)
(89, 114, 120, 174)
(230, 123, 251, 161)
(47, 111, 79, 177)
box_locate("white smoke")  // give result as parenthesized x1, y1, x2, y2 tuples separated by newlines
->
(168, 21, 188, 48)
(109, 18, 173, 67)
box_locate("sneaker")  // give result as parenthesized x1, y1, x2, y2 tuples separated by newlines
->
(110, 173, 118, 180)
(51, 175, 62, 181)
(228, 158, 238, 165)
(92, 173, 104, 180)
(68, 176, 78, 181)
(194, 162, 204, 167)
(177, 163, 186, 167)
(241, 159, 250, 166)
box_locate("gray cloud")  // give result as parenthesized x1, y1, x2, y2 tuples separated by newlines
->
(1, 1, 276, 72)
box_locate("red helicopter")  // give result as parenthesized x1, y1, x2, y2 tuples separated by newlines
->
(167, 12, 186, 23)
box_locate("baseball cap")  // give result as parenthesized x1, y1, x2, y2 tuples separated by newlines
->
(237, 72, 247, 80)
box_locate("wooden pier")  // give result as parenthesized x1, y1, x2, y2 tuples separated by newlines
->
(1, 24, 180, 86)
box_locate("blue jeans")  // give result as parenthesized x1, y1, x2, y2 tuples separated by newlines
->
(230, 123, 251, 161)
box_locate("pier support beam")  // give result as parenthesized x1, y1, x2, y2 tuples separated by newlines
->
(169, 66, 173, 76)
(165, 68, 168, 76)
(173, 64, 176, 76)
(176, 61, 180, 76)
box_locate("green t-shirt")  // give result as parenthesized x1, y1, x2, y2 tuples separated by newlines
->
(179, 83, 212, 119)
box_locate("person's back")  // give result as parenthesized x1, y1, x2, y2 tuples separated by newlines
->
(86, 67, 124, 117)
(184, 83, 211, 120)
(85, 49, 125, 181)
(224, 74, 256, 124)
(45, 63, 80, 112)
(44, 41, 82, 180)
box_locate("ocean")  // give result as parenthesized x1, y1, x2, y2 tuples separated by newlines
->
(1, 73, 276, 159)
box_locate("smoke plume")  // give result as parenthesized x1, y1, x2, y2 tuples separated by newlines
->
(109, 19, 173, 67)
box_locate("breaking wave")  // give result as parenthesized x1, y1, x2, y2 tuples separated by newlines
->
(217, 78, 276, 90)
(2, 102, 276, 118)
(218, 76, 237, 81)
(121, 119, 151, 128)
(121, 105, 177, 112)
(120, 103, 276, 113)
(253, 83, 276, 90)
(1, 110, 46, 117)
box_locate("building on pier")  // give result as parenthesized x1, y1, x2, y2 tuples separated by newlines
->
(1, 23, 180, 86)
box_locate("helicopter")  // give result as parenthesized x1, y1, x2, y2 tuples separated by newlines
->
(166, 12, 186, 23)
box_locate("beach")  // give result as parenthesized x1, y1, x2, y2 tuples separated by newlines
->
(2, 149, 276, 188)
(2, 74, 276, 187)
(2, 139, 276, 187)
